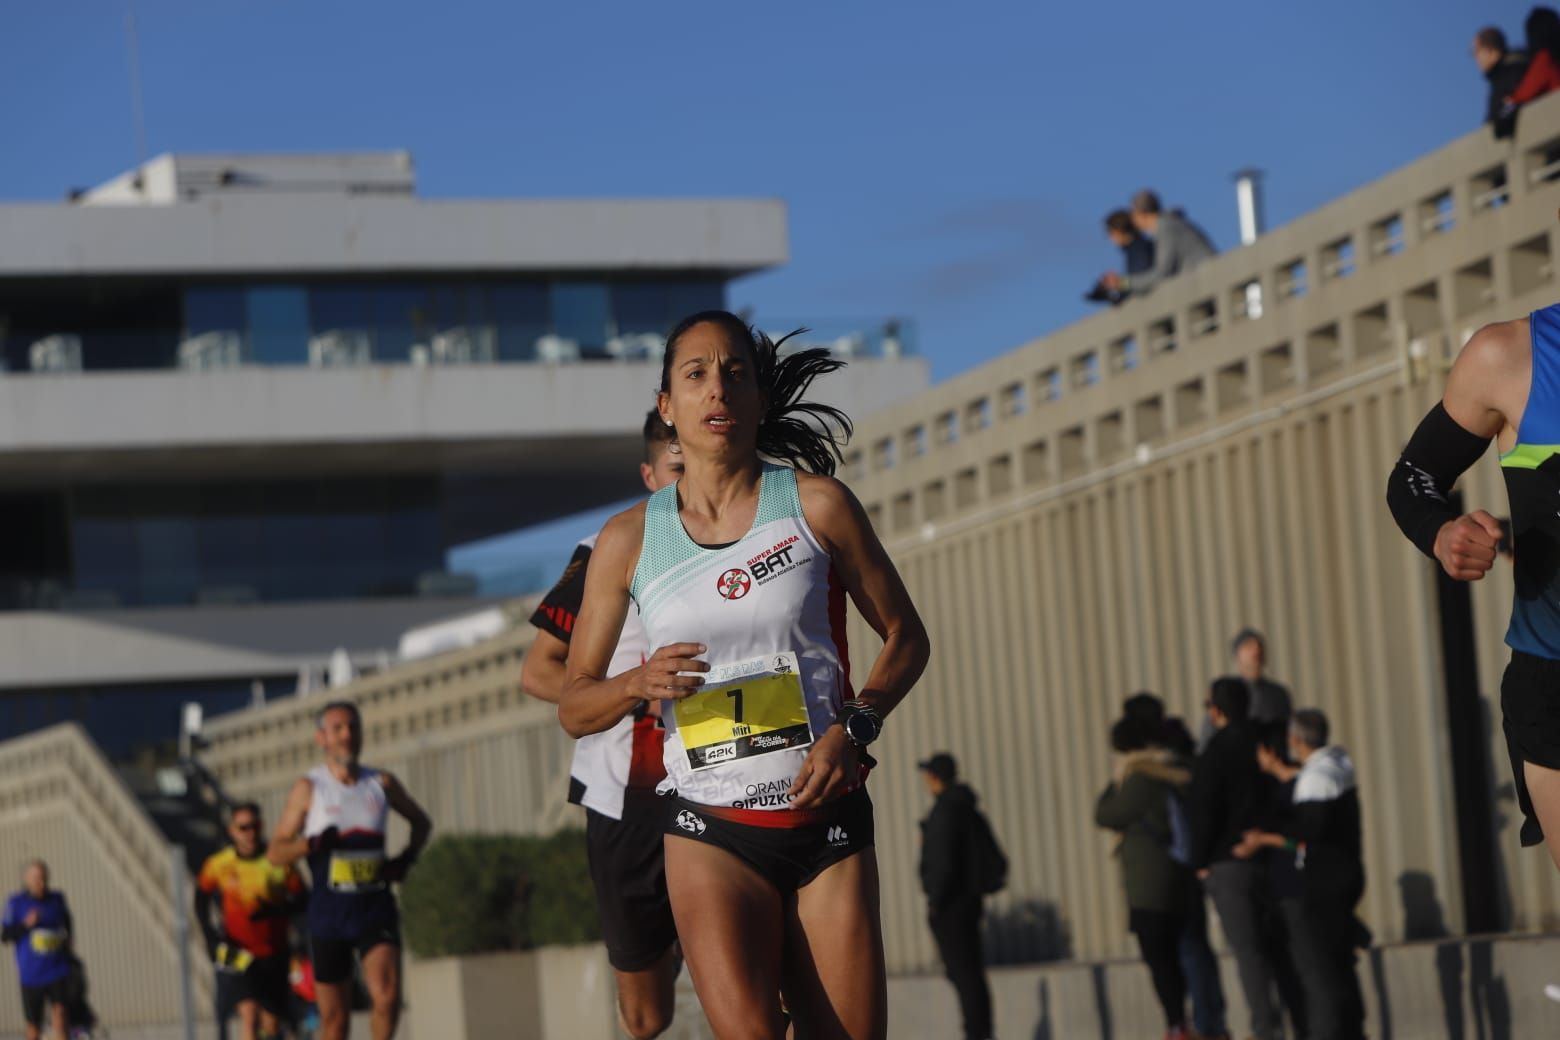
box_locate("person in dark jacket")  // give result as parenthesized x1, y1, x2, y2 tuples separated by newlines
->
(1123, 694, 1231, 1040)
(919, 753, 994, 1040)
(1096, 717, 1195, 1039)
(1188, 680, 1304, 1040)
(1239, 709, 1366, 1040)
(1509, 8, 1560, 111)
(1475, 26, 1530, 139)
(1088, 210, 1155, 306)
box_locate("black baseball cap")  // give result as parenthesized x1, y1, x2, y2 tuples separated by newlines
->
(918, 752, 957, 782)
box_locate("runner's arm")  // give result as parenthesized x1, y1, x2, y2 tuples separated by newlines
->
(790, 474, 930, 809)
(1386, 321, 1519, 579)
(0, 897, 20, 943)
(523, 545, 592, 705)
(267, 776, 315, 866)
(193, 882, 221, 954)
(521, 630, 571, 705)
(798, 474, 930, 720)
(560, 506, 707, 737)
(381, 771, 432, 868)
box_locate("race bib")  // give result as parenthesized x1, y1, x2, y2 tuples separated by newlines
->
(29, 929, 65, 955)
(215, 942, 255, 974)
(327, 850, 385, 892)
(673, 652, 814, 771)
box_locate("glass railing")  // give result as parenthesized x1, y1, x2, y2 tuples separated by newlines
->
(0, 318, 916, 375)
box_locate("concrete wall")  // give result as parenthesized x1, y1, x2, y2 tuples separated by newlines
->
(0, 195, 788, 276)
(0, 726, 212, 1029)
(839, 92, 1560, 966)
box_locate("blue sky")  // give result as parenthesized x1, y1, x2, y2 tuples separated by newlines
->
(0, 0, 1527, 583)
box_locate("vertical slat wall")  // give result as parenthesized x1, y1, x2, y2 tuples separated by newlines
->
(851, 371, 1475, 970)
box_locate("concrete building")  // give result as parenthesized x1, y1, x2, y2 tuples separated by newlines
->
(0, 152, 928, 758)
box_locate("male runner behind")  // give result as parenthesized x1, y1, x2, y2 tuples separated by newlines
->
(521, 409, 683, 1040)
(198, 801, 308, 1040)
(1386, 307, 1560, 870)
(2, 862, 73, 1040)
(269, 702, 431, 1040)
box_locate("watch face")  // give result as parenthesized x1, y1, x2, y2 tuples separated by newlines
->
(845, 711, 879, 745)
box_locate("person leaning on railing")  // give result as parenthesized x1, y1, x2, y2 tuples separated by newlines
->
(1100, 190, 1217, 300)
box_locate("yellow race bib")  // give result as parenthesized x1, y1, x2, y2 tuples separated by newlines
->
(29, 929, 65, 955)
(673, 652, 814, 771)
(327, 850, 385, 892)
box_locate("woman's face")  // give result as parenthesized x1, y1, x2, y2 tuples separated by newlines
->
(658, 321, 763, 461)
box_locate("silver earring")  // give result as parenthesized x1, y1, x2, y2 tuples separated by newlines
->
(664, 419, 673, 427)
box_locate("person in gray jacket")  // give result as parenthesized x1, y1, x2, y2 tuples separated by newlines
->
(1103, 189, 1217, 298)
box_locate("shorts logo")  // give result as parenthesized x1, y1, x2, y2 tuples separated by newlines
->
(675, 810, 707, 835)
(716, 569, 751, 601)
(827, 825, 849, 847)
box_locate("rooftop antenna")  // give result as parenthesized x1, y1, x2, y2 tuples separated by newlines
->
(1233, 168, 1266, 246)
(124, 1, 149, 173)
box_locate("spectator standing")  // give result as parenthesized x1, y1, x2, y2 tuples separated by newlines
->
(1201, 628, 1293, 749)
(1, 861, 73, 1040)
(919, 753, 996, 1040)
(1187, 680, 1304, 1040)
(1475, 26, 1530, 139)
(1102, 190, 1217, 298)
(1240, 710, 1367, 1040)
(1509, 8, 1560, 110)
(1123, 694, 1230, 1040)
(1095, 716, 1195, 1040)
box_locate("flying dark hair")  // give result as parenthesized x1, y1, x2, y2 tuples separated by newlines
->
(641, 407, 677, 463)
(659, 310, 853, 476)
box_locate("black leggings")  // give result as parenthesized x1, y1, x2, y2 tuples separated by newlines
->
(1132, 908, 1188, 1029)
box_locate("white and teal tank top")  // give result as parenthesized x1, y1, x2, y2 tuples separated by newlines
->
(631, 463, 855, 815)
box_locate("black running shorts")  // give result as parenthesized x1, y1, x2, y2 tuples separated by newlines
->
(586, 807, 678, 972)
(1502, 650, 1560, 846)
(311, 925, 400, 986)
(20, 977, 70, 1027)
(664, 786, 875, 893)
(215, 953, 292, 1018)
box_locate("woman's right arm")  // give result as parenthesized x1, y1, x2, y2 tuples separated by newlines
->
(558, 508, 707, 737)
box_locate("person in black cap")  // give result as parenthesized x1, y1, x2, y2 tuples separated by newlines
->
(919, 752, 996, 1040)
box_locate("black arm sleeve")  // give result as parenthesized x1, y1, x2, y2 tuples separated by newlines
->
(193, 890, 221, 951)
(1386, 402, 1493, 559)
(529, 543, 592, 642)
(0, 923, 24, 943)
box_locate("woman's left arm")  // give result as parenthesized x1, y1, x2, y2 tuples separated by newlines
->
(788, 474, 931, 808)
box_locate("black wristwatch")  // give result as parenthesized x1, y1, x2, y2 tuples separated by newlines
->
(838, 699, 882, 748)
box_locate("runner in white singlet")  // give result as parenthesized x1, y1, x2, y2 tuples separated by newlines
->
(560, 312, 930, 1040)
(521, 411, 684, 1039)
(268, 701, 431, 1040)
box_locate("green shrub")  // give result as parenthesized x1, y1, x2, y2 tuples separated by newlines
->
(400, 830, 598, 958)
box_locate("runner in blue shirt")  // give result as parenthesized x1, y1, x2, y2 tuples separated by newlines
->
(2, 861, 74, 1040)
